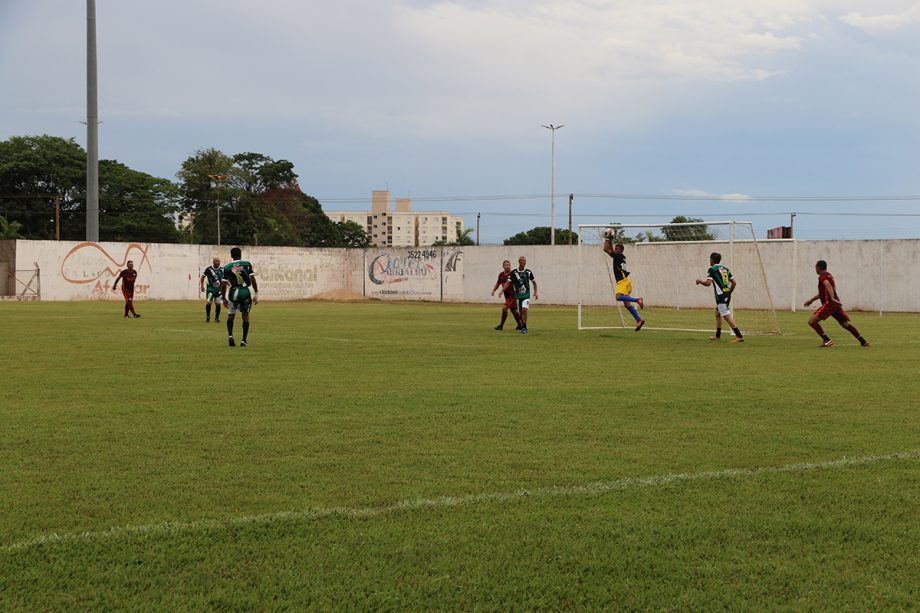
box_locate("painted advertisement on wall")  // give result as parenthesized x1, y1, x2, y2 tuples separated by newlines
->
(441, 248, 464, 302)
(365, 248, 441, 300)
(232, 247, 344, 300)
(15, 240, 200, 301)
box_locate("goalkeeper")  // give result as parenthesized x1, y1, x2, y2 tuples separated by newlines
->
(603, 238, 645, 331)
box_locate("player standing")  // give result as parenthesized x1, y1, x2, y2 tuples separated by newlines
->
(603, 237, 645, 331)
(803, 260, 869, 348)
(695, 252, 743, 342)
(112, 260, 140, 318)
(221, 247, 258, 347)
(200, 257, 223, 323)
(509, 256, 538, 334)
(490, 259, 522, 330)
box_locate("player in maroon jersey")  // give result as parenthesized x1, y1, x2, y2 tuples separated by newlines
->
(112, 260, 141, 318)
(490, 259, 522, 330)
(803, 260, 868, 348)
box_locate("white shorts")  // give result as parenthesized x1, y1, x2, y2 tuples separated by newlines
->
(716, 303, 732, 317)
(517, 298, 531, 310)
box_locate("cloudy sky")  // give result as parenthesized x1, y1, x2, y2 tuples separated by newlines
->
(2, 0, 919, 242)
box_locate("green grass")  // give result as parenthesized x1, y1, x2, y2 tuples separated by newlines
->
(1, 300, 918, 610)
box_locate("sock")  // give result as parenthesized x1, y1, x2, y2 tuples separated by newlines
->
(732, 327, 743, 339)
(215, 304, 221, 319)
(242, 321, 249, 342)
(124, 302, 130, 317)
(714, 328, 722, 338)
(227, 318, 234, 338)
(206, 303, 211, 318)
(845, 324, 862, 340)
(810, 321, 826, 337)
(128, 301, 137, 316)
(617, 295, 639, 303)
(626, 305, 641, 322)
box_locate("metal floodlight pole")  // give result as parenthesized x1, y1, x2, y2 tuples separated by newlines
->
(542, 123, 564, 245)
(86, 0, 99, 242)
(208, 174, 226, 246)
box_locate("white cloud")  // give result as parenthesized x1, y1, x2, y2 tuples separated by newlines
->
(673, 189, 753, 202)
(839, 5, 920, 32)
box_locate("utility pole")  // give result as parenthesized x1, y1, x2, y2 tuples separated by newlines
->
(476, 212, 480, 246)
(86, 0, 99, 242)
(790, 212, 796, 239)
(568, 193, 574, 245)
(54, 195, 61, 240)
(541, 123, 564, 245)
(208, 174, 227, 245)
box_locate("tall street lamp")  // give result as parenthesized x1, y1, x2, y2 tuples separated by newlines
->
(207, 174, 226, 245)
(542, 124, 564, 245)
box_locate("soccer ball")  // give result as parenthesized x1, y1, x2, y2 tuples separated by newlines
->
(603, 227, 615, 239)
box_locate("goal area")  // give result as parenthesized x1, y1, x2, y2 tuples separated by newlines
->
(577, 221, 781, 335)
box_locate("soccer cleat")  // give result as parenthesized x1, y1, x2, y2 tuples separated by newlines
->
(228, 336, 235, 347)
(820, 339, 834, 347)
(521, 327, 528, 334)
(494, 325, 503, 330)
(730, 337, 744, 343)
(515, 324, 523, 330)
(709, 336, 720, 341)
(635, 319, 645, 331)
(133, 314, 141, 318)
(637, 297, 644, 310)
(861, 341, 871, 348)
(240, 340, 248, 347)
(215, 319, 220, 323)
(206, 318, 210, 322)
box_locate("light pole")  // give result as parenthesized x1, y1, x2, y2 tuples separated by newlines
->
(542, 124, 564, 245)
(207, 174, 226, 245)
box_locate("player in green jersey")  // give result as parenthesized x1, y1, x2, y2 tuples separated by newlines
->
(695, 252, 744, 343)
(508, 256, 538, 334)
(199, 257, 223, 323)
(221, 247, 259, 347)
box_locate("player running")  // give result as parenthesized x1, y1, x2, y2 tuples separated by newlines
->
(804, 260, 869, 348)
(490, 259, 523, 331)
(112, 260, 140, 318)
(200, 257, 224, 323)
(603, 236, 645, 331)
(695, 252, 743, 343)
(221, 247, 258, 347)
(509, 256, 538, 334)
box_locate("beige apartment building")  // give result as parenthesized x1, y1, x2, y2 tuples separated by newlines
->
(327, 191, 465, 247)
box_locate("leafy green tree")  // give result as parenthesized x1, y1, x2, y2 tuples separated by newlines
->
(433, 226, 476, 246)
(98, 160, 180, 242)
(0, 135, 84, 239)
(503, 226, 578, 245)
(662, 216, 715, 241)
(0, 215, 23, 239)
(332, 220, 370, 248)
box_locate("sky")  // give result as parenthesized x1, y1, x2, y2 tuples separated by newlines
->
(2, 0, 919, 243)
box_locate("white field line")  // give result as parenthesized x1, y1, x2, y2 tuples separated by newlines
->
(4, 449, 918, 553)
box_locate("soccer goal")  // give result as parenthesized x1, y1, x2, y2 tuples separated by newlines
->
(577, 221, 781, 335)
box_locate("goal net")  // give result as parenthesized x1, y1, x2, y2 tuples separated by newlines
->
(577, 221, 781, 335)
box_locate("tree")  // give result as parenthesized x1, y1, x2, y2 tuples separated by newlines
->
(98, 160, 180, 242)
(433, 226, 476, 246)
(503, 226, 578, 245)
(661, 216, 715, 241)
(332, 220, 370, 248)
(0, 215, 23, 239)
(0, 135, 85, 239)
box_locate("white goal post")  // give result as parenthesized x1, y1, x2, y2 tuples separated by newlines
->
(577, 221, 781, 335)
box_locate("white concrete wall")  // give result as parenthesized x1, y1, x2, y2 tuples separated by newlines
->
(6, 239, 920, 313)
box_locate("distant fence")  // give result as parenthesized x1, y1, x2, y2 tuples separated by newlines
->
(1, 239, 918, 313)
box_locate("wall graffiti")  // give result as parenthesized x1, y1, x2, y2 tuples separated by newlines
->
(61, 242, 153, 298)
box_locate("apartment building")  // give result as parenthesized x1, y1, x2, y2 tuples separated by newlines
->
(327, 190, 464, 247)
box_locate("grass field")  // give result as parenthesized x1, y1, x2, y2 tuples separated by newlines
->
(2, 300, 918, 610)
